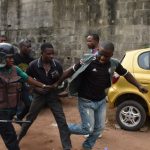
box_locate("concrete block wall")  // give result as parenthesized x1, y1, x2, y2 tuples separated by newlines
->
(0, 0, 149, 68)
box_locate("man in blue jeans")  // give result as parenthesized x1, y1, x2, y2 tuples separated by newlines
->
(57, 41, 148, 150)
(84, 33, 103, 139)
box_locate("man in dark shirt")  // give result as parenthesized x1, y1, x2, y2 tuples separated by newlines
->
(17, 43, 72, 150)
(14, 39, 34, 122)
(78, 58, 127, 101)
(14, 39, 34, 71)
(86, 33, 100, 54)
(58, 41, 148, 150)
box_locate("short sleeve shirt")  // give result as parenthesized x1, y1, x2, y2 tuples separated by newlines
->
(78, 59, 127, 101)
(26, 58, 63, 85)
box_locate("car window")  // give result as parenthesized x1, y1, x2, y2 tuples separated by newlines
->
(138, 52, 150, 70)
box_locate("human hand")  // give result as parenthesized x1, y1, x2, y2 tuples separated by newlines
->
(80, 59, 84, 65)
(138, 85, 148, 93)
(44, 84, 56, 90)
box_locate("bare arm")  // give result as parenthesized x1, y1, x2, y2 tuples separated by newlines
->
(124, 72, 148, 93)
(27, 76, 44, 88)
(27, 76, 54, 90)
(54, 66, 74, 87)
(60, 67, 74, 81)
(55, 62, 82, 87)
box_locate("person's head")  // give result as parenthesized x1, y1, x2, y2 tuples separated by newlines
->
(0, 43, 15, 67)
(86, 33, 99, 49)
(19, 39, 32, 56)
(41, 43, 54, 63)
(0, 35, 7, 43)
(97, 41, 114, 64)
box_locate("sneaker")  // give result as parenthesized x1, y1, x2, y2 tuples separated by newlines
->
(84, 133, 102, 139)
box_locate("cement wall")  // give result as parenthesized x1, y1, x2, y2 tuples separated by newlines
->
(0, 0, 149, 68)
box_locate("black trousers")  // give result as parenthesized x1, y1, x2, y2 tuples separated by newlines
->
(18, 92, 72, 150)
(0, 109, 20, 150)
(17, 83, 31, 120)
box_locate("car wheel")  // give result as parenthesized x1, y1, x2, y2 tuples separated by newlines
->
(116, 100, 146, 131)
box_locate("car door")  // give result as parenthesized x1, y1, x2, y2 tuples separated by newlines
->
(133, 50, 150, 103)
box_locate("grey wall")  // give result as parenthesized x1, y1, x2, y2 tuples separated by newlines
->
(0, 0, 149, 68)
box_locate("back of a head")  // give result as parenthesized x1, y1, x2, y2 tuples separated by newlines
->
(101, 41, 114, 52)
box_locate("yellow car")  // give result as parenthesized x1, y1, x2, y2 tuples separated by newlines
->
(108, 48, 150, 131)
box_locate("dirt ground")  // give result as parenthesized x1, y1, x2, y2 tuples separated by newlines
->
(1, 97, 150, 150)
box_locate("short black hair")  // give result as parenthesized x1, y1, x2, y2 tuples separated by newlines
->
(101, 41, 114, 52)
(41, 42, 54, 53)
(0, 35, 7, 38)
(0, 35, 7, 41)
(88, 33, 99, 42)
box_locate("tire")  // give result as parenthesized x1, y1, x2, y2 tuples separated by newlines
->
(116, 100, 146, 131)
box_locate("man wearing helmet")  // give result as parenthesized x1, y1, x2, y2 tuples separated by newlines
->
(0, 43, 54, 150)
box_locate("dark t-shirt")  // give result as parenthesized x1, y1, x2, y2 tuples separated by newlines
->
(13, 53, 34, 72)
(26, 58, 63, 85)
(78, 59, 127, 101)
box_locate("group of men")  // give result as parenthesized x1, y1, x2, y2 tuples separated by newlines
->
(0, 34, 148, 150)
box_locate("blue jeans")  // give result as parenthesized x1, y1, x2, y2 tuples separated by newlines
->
(68, 97, 106, 149)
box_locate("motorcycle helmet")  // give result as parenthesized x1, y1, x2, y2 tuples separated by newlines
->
(0, 43, 15, 67)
